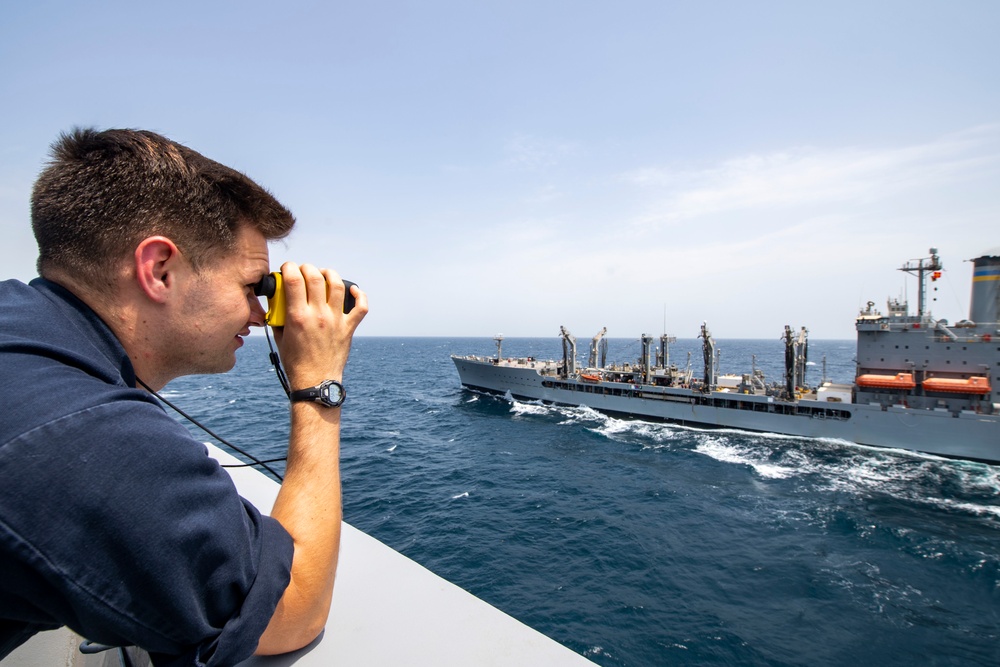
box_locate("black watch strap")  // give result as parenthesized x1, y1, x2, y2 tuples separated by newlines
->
(289, 379, 346, 408)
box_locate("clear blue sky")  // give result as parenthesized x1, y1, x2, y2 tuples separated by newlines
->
(2, 0, 997, 338)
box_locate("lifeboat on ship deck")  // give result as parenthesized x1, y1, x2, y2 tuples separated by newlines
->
(922, 376, 992, 395)
(580, 374, 602, 383)
(855, 373, 917, 390)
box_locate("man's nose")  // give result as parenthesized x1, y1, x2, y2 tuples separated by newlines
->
(249, 293, 268, 326)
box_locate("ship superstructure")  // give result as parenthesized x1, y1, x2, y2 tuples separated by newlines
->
(452, 249, 1000, 463)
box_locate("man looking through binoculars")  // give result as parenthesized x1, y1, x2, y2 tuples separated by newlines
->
(0, 127, 367, 665)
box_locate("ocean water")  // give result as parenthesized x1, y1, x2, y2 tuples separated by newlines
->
(165, 336, 1000, 667)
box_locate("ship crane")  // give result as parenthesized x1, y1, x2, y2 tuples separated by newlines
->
(797, 326, 809, 390)
(640, 334, 655, 384)
(589, 327, 608, 369)
(782, 325, 809, 396)
(658, 333, 677, 369)
(699, 323, 717, 389)
(560, 326, 577, 378)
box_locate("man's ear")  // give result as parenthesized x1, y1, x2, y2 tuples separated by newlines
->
(134, 236, 183, 303)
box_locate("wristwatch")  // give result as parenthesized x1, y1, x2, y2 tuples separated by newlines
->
(289, 380, 346, 408)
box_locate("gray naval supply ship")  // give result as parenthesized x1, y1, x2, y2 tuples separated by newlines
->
(452, 248, 1000, 464)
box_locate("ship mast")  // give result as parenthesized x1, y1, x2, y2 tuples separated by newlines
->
(898, 247, 942, 321)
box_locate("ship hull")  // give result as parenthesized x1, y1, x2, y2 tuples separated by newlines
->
(453, 357, 1000, 464)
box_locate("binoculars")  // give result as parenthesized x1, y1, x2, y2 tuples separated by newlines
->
(253, 272, 357, 327)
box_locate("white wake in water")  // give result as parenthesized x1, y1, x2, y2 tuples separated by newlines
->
(693, 437, 801, 479)
(502, 394, 1000, 518)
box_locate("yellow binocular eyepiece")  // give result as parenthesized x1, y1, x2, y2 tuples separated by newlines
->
(253, 272, 357, 327)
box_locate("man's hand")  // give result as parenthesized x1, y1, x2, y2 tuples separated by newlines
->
(271, 262, 367, 388)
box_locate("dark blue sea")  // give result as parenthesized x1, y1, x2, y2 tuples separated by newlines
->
(165, 336, 1000, 666)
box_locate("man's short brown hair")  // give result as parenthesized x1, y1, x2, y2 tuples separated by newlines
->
(31, 128, 295, 284)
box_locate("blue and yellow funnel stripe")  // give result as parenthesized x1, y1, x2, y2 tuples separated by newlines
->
(973, 266, 1000, 282)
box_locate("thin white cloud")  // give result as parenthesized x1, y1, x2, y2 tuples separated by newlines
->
(623, 124, 1000, 227)
(452, 124, 1000, 283)
(401, 124, 1000, 337)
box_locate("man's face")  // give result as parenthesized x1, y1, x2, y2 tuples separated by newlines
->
(170, 225, 270, 377)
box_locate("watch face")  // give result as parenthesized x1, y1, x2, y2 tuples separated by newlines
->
(321, 380, 345, 406)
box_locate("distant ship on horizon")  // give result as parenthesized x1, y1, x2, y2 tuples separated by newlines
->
(453, 248, 1000, 464)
